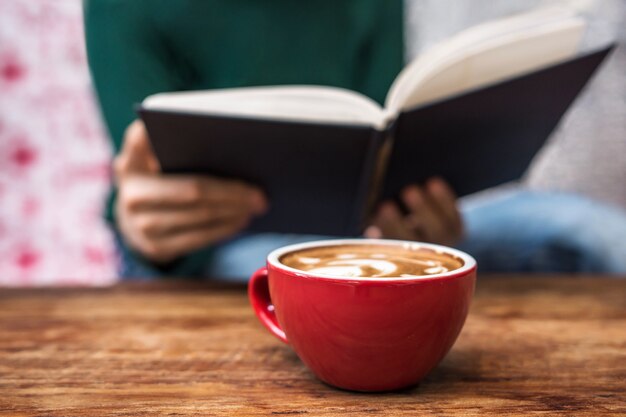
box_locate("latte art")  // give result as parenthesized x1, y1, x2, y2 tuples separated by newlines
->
(280, 244, 463, 278)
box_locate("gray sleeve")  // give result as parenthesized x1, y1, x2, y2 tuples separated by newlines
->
(525, 0, 626, 210)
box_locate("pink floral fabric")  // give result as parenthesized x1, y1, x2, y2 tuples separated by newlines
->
(0, 1, 117, 286)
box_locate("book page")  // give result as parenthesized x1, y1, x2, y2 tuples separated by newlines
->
(143, 86, 389, 129)
(386, 8, 586, 112)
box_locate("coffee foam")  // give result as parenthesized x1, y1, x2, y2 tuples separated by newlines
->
(279, 244, 463, 278)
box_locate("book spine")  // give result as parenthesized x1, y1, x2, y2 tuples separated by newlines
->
(348, 121, 398, 235)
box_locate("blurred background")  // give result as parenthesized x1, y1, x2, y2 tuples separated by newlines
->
(0, 1, 115, 285)
(0, 0, 623, 286)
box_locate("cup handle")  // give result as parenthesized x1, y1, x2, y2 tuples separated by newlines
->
(248, 267, 288, 344)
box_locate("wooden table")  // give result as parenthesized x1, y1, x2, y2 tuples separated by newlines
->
(1, 276, 625, 416)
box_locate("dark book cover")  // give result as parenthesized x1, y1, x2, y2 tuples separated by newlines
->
(139, 110, 382, 236)
(382, 45, 614, 199)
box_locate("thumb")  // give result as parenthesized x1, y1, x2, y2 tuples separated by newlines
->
(114, 120, 160, 177)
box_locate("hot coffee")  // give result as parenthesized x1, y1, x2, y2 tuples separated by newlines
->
(252, 239, 477, 391)
(279, 243, 463, 278)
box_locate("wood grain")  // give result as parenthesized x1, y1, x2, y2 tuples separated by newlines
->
(0, 276, 625, 416)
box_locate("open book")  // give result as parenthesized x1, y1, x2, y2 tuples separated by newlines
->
(139, 8, 614, 235)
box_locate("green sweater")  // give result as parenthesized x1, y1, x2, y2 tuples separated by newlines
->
(84, 0, 404, 276)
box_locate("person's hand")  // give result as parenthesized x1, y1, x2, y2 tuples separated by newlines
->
(364, 178, 463, 246)
(114, 120, 268, 264)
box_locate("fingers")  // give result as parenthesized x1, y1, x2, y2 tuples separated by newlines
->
(116, 175, 268, 262)
(402, 186, 438, 241)
(113, 119, 270, 264)
(118, 175, 267, 213)
(363, 225, 383, 239)
(114, 120, 160, 177)
(116, 174, 268, 263)
(370, 202, 417, 241)
(159, 218, 250, 258)
(365, 178, 463, 245)
(402, 185, 446, 243)
(116, 190, 256, 263)
(401, 180, 462, 245)
(132, 204, 253, 238)
(130, 216, 251, 263)
(426, 178, 463, 237)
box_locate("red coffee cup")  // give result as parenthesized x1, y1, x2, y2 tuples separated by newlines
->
(248, 239, 477, 392)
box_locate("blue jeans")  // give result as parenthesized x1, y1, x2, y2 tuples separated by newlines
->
(456, 190, 626, 274)
(116, 190, 626, 280)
